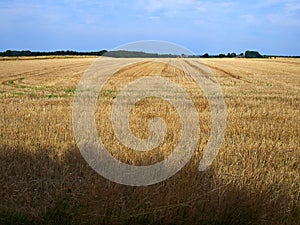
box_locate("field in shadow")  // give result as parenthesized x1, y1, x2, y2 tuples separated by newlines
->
(0, 145, 299, 225)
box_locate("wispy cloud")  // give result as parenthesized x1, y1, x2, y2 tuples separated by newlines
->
(266, 13, 300, 27)
(135, 0, 234, 16)
(134, 0, 196, 16)
(0, 2, 60, 29)
(268, 1, 300, 26)
(285, 2, 300, 14)
(241, 14, 257, 24)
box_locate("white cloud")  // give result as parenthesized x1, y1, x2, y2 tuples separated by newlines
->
(138, 0, 196, 13)
(144, 0, 163, 12)
(268, 1, 300, 26)
(267, 13, 300, 26)
(241, 14, 257, 24)
(134, 0, 235, 21)
(0, 1, 63, 24)
(285, 2, 300, 14)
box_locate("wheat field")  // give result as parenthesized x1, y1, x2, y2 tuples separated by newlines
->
(0, 57, 299, 224)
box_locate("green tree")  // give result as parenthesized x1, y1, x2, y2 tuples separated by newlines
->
(245, 50, 263, 58)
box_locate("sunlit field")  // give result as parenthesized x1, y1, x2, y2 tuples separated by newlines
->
(0, 57, 299, 224)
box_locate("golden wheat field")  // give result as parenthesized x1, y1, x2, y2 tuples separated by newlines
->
(0, 56, 299, 224)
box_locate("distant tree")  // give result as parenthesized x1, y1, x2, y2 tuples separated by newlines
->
(202, 53, 209, 58)
(104, 50, 179, 58)
(225, 53, 237, 58)
(4, 50, 15, 56)
(245, 50, 263, 58)
(218, 54, 226, 58)
(0, 50, 108, 57)
(187, 55, 199, 58)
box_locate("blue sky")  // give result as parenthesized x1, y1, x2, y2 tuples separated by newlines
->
(0, 0, 300, 55)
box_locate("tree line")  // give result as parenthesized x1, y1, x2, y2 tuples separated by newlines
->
(200, 50, 263, 58)
(1, 49, 299, 58)
(104, 50, 180, 58)
(0, 50, 108, 57)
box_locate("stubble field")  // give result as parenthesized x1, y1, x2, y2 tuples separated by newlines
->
(0, 56, 299, 224)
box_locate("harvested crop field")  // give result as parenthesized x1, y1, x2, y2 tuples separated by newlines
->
(0, 57, 299, 224)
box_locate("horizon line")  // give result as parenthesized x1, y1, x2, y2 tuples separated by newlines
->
(0, 49, 299, 57)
